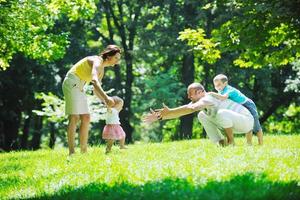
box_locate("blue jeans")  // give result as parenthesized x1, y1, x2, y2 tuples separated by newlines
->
(242, 99, 262, 133)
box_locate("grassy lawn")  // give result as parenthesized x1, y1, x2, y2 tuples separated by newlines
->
(1, 135, 300, 199)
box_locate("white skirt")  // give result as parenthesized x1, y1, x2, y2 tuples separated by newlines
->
(62, 73, 89, 115)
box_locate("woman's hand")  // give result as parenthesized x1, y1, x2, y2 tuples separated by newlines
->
(105, 96, 115, 107)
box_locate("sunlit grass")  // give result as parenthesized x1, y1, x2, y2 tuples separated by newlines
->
(0, 135, 300, 199)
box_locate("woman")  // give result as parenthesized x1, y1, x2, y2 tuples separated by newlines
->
(62, 44, 121, 155)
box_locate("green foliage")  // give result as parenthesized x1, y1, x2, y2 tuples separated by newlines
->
(48, 0, 97, 21)
(285, 59, 300, 93)
(178, 28, 221, 64)
(0, 135, 300, 199)
(0, 0, 97, 69)
(265, 103, 300, 135)
(33, 92, 65, 123)
(162, 119, 180, 141)
(143, 72, 185, 109)
(133, 70, 185, 142)
(211, 0, 300, 69)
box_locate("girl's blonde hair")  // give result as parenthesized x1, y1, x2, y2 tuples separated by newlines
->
(112, 96, 123, 106)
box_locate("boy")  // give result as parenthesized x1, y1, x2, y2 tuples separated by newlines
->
(209, 74, 263, 145)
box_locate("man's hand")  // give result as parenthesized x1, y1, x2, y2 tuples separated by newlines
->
(142, 108, 160, 124)
(159, 103, 170, 118)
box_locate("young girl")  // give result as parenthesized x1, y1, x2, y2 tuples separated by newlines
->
(209, 74, 263, 145)
(102, 96, 127, 153)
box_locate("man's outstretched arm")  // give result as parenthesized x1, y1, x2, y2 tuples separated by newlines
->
(160, 99, 214, 120)
(143, 99, 213, 124)
(142, 104, 194, 124)
(159, 104, 195, 120)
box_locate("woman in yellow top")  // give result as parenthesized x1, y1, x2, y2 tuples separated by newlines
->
(62, 44, 121, 155)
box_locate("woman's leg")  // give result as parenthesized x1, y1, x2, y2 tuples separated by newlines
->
(67, 115, 79, 155)
(79, 114, 90, 153)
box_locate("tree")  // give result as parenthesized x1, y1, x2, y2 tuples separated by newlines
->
(0, 0, 97, 70)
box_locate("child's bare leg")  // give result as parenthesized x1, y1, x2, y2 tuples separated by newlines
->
(224, 127, 235, 145)
(120, 138, 127, 149)
(256, 130, 263, 145)
(246, 131, 253, 145)
(106, 139, 114, 153)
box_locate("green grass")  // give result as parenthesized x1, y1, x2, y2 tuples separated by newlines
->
(1, 135, 300, 200)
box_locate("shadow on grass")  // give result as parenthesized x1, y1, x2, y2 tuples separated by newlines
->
(30, 173, 299, 200)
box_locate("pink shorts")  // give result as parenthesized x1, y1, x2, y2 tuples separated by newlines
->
(102, 124, 126, 140)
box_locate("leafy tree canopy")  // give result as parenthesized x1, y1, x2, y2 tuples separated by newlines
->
(0, 0, 97, 69)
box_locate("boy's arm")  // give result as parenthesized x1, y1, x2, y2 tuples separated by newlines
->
(208, 91, 228, 100)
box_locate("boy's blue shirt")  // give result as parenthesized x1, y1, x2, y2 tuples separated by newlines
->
(219, 85, 247, 104)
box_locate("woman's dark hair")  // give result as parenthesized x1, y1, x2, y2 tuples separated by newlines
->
(100, 45, 121, 60)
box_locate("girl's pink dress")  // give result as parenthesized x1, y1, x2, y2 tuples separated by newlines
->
(102, 108, 126, 140)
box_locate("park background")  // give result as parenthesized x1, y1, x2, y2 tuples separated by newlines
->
(0, 0, 299, 199)
(1, 0, 299, 150)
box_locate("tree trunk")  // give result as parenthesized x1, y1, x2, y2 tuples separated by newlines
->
(179, 54, 195, 139)
(31, 116, 43, 150)
(49, 123, 55, 149)
(201, 128, 207, 138)
(20, 113, 32, 149)
(121, 50, 134, 143)
(2, 116, 21, 151)
(0, 121, 4, 150)
(3, 120, 19, 151)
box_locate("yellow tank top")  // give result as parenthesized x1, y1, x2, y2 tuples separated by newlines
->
(69, 57, 93, 83)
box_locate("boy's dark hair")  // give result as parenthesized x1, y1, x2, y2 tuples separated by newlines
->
(213, 74, 228, 83)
